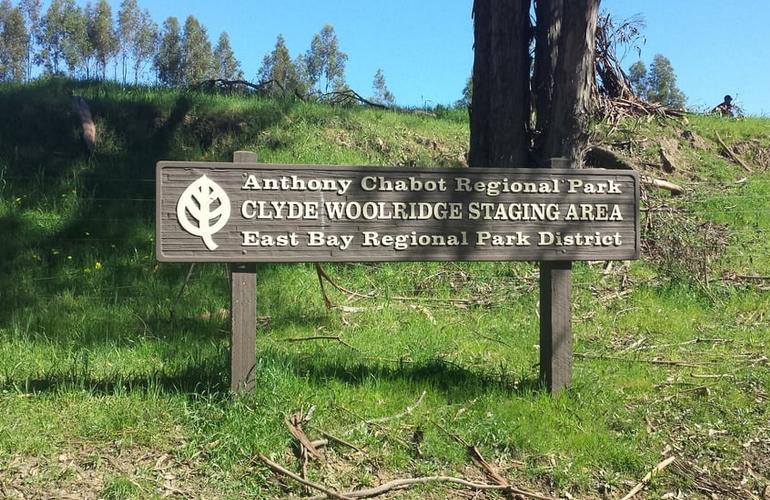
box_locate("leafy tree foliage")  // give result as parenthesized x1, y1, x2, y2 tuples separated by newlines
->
(213, 31, 242, 80)
(0, 0, 13, 77)
(117, 0, 139, 83)
(88, 0, 118, 79)
(0, 0, 361, 94)
(628, 60, 647, 98)
(258, 34, 304, 97)
(305, 24, 347, 93)
(370, 68, 394, 106)
(180, 15, 211, 84)
(456, 76, 472, 108)
(38, 0, 68, 73)
(154, 16, 182, 86)
(130, 8, 156, 82)
(627, 54, 686, 108)
(0, 3, 28, 81)
(646, 54, 685, 108)
(19, 0, 40, 79)
(61, 1, 89, 77)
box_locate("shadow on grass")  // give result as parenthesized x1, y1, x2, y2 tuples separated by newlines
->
(0, 78, 294, 326)
(0, 344, 543, 400)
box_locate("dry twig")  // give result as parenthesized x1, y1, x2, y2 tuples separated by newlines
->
(620, 455, 676, 499)
(255, 453, 351, 500)
(364, 390, 427, 426)
(716, 131, 752, 172)
(307, 477, 529, 499)
(575, 352, 704, 368)
(286, 410, 324, 460)
(281, 336, 356, 350)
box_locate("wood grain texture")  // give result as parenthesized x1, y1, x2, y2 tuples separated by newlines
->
(229, 151, 258, 393)
(539, 260, 572, 393)
(156, 163, 639, 263)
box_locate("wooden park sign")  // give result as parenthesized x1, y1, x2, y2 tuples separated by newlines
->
(156, 152, 639, 392)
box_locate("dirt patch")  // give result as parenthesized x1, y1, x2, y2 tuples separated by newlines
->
(729, 140, 770, 171)
(681, 129, 710, 151)
(0, 442, 212, 499)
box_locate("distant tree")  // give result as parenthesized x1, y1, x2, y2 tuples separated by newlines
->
(370, 68, 394, 106)
(130, 8, 156, 82)
(293, 52, 312, 93)
(258, 34, 303, 97)
(19, 0, 41, 80)
(154, 16, 182, 86)
(180, 15, 212, 84)
(38, 0, 68, 73)
(627, 60, 647, 98)
(117, 0, 139, 83)
(646, 54, 685, 108)
(88, 0, 118, 79)
(0, 0, 11, 77)
(212, 31, 242, 80)
(61, 1, 90, 77)
(305, 24, 347, 93)
(0, 5, 29, 81)
(456, 76, 472, 108)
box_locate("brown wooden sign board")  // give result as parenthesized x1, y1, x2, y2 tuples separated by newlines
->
(156, 162, 639, 263)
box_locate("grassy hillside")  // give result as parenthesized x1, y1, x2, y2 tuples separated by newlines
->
(0, 79, 768, 498)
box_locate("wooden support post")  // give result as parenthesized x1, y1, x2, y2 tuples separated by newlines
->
(539, 261, 572, 392)
(230, 151, 258, 392)
(539, 157, 573, 393)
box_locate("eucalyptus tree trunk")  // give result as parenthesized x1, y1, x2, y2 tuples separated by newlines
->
(469, 0, 599, 167)
(535, 0, 600, 163)
(468, 0, 531, 168)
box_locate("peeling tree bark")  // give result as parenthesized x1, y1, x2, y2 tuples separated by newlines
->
(470, 0, 599, 166)
(469, 0, 532, 168)
(537, 0, 599, 164)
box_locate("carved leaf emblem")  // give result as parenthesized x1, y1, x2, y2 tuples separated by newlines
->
(176, 175, 231, 250)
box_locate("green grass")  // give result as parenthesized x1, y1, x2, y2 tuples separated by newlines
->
(0, 79, 769, 498)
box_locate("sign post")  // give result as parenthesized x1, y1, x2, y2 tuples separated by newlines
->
(157, 156, 639, 393)
(540, 157, 573, 393)
(229, 151, 258, 392)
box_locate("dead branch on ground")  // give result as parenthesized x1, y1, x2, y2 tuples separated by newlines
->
(281, 335, 356, 350)
(575, 352, 706, 368)
(620, 455, 677, 499)
(641, 176, 685, 195)
(716, 132, 752, 172)
(317, 89, 389, 109)
(255, 453, 351, 499)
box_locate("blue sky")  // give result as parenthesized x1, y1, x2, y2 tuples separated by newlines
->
(72, 1, 769, 115)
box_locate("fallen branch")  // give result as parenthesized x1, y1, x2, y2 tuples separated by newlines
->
(255, 453, 352, 500)
(715, 131, 752, 172)
(281, 335, 356, 350)
(432, 422, 550, 500)
(319, 89, 389, 109)
(637, 337, 733, 351)
(620, 455, 677, 500)
(575, 353, 704, 368)
(315, 263, 333, 308)
(641, 175, 685, 195)
(313, 428, 365, 453)
(365, 390, 427, 426)
(315, 264, 376, 300)
(307, 477, 521, 499)
(286, 411, 323, 460)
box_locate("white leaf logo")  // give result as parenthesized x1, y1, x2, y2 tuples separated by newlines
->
(176, 175, 231, 250)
